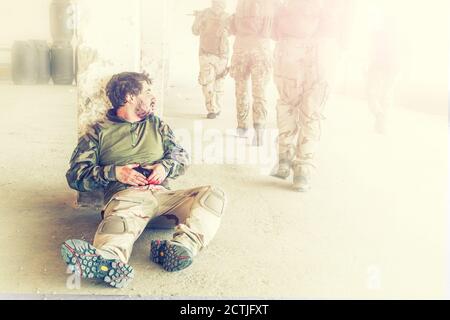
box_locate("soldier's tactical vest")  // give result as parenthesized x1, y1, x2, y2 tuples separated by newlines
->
(234, 0, 276, 38)
(200, 10, 229, 56)
(275, 1, 322, 39)
(273, 2, 322, 80)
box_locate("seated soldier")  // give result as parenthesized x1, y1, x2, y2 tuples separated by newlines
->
(62, 72, 226, 288)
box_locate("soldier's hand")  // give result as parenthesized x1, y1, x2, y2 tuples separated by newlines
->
(142, 163, 168, 185)
(115, 164, 148, 186)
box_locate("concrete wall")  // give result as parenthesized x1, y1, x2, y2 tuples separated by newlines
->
(0, 0, 52, 79)
(0, 0, 52, 47)
(141, 0, 172, 110)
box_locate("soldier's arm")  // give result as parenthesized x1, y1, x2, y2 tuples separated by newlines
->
(223, 13, 232, 35)
(258, 0, 282, 39)
(271, 6, 282, 41)
(228, 14, 236, 36)
(191, 10, 205, 36)
(154, 120, 190, 179)
(65, 128, 116, 192)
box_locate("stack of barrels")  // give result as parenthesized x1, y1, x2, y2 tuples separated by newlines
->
(12, 0, 75, 85)
(12, 40, 51, 84)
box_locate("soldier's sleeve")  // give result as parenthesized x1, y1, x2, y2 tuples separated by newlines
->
(65, 127, 117, 192)
(191, 10, 204, 36)
(223, 13, 232, 34)
(271, 7, 281, 40)
(229, 14, 236, 35)
(155, 120, 190, 179)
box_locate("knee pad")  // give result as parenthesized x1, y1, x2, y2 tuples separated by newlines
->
(99, 216, 128, 235)
(198, 187, 226, 217)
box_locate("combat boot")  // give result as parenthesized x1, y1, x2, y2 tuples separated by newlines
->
(236, 127, 249, 138)
(150, 239, 194, 272)
(271, 159, 291, 179)
(293, 164, 312, 192)
(61, 239, 134, 288)
(252, 128, 265, 147)
(207, 112, 217, 119)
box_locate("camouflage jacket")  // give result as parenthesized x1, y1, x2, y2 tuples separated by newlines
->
(66, 110, 190, 203)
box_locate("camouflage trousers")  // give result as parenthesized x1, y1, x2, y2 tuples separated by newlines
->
(230, 48, 272, 129)
(198, 54, 228, 114)
(274, 38, 339, 166)
(93, 185, 226, 263)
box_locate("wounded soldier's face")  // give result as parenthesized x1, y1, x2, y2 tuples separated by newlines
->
(135, 81, 156, 118)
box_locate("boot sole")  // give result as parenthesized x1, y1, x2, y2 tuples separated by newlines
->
(271, 172, 290, 180)
(61, 239, 134, 288)
(293, 185, 311, 192)
(150, 240, 193, 272)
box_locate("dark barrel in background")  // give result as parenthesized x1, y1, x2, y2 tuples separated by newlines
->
(11, 41, 38, 85)
(31, 40, 51, 84)
(51, 41, 74, 85)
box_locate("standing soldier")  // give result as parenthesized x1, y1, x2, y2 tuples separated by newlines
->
(192, 0, 231, 120)
(229, 0, 279, 146)
(271, 0, 353, 191)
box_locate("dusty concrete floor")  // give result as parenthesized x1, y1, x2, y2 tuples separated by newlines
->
(0, 80, 447, 299)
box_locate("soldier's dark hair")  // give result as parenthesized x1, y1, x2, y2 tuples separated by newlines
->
(105, 72, 152, 109)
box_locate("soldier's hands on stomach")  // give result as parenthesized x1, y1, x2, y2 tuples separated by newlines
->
(142, 163, 168, 185)
(115, 164, 148, 186)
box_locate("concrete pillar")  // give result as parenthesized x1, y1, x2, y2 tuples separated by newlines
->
(141, 0, 173, 114)
(74, 0, 170, 207)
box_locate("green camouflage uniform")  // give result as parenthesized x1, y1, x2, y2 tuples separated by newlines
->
(66, 110, 226, 263)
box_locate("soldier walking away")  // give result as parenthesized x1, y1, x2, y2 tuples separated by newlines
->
(229, 0, 280, 146)
(271, 0, 354, 191)
(192, 0, 231, 120)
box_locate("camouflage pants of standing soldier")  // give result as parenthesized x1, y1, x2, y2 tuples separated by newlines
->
(274, 38, 339, 168)
(199, 54, 228, 114)
(230, 49, 272, 130)
(93, 185, 226, 263)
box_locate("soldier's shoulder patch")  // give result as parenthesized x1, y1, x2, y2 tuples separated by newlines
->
(159, 122, 174, 136)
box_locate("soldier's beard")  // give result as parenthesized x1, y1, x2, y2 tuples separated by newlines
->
(135, 98, 155, 119)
